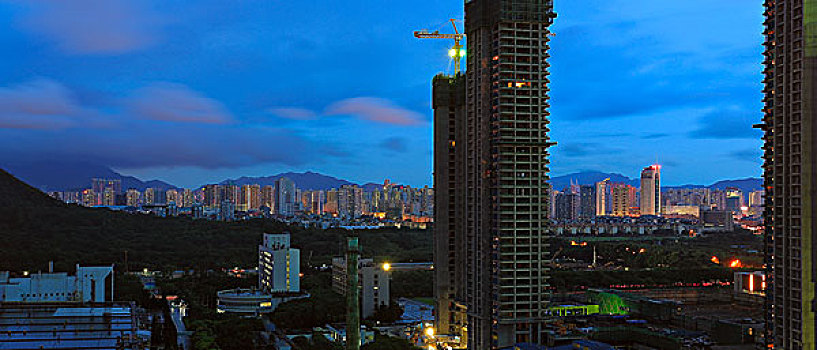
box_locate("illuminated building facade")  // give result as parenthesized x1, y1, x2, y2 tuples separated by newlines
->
(639, 165, 661, 216)
(258, 233, 300, 293)
(595, 179, 611, 216)
(463, 1, 556, 348)
(610, 183, 637, 217)
(760, 1, 817, 348)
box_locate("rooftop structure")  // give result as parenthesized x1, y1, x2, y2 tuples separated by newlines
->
(0, 303, 141, 350)
(0, 264, 114, 303)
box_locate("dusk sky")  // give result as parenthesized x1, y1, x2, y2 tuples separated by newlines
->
(0, 1, 763, 188)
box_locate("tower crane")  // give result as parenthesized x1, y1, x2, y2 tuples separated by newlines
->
(414, 18, 465, 73)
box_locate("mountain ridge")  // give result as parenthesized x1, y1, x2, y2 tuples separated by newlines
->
(1, 161, 176, 192)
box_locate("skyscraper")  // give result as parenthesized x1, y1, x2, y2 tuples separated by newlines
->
(462, 1, 556, 347)
(338, 185, 364, 218)
(432, 73, 466, 342)
(639, 165, 661, 216)
(760, 2, 817, 347)
(579, 185, 596, 218)
(274, 177, 296, 216)
(554, 191, 580, 220)
(595, 179, 611, 216)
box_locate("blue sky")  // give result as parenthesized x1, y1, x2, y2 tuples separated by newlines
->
(0, 0, 763, 188)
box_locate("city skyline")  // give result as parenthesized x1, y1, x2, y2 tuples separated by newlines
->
(0, 1, 763, 188)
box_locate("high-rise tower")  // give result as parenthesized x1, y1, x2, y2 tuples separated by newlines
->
(432, 73, 467, 346)
(639, 165, 661, 216)
(760, 1, 817, 348)
(463, 1, 556, 348)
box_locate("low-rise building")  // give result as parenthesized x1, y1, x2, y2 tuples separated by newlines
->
(0, 264, 114, 303)
(332, 257, 389, 319)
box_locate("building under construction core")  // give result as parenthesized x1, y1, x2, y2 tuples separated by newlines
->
(759, 0, 817, 349)
(434, 0, 558, 349)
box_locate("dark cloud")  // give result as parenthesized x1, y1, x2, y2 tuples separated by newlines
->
(0, 79, 110, 129)
(557, 142, 620, 158)
(689, 109, 762, 139)
(14, 0, 164, 55)
(728, 148, 762, 163)
(379, 137, 408, 153)
(127, 83, 233, 124)
(326, 97, 425, 126)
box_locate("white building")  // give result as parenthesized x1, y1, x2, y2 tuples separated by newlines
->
(331, 257, 390, 318)
(259, 233, 300, 293)
(0, 264, 114, 303)
(640, 165, 661, 216)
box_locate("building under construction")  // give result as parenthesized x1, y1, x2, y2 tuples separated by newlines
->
(433, 0, 557, 349)
(759, 0, 817, 348)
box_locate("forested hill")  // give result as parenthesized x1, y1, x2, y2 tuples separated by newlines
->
(0, 168, 64, 208)
(0, 169, 431, 273)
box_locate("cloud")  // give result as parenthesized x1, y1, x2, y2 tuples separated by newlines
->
(728, 148, 762, 163)
(325, 97, 425, 126)
(0, 80, 346, 170)
(688, 109, 762, 139)
(267, 108, 317, 121)
(556, 142, 620, 158)
(127, 83, 233, 124)
(0, 79, 89, 129)
(12, 0, 163, 55)
(641, 133, 669, 139)
(379, 137, 408, 153)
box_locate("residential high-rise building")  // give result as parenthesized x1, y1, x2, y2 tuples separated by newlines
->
(166, 189, 179, 205)
(182, 188, 194, 207)
(639, 165, 661, 216)
(595, 179, 611, 216)
(219, 200, 235, 221)
(101, 187, 116, 206)
(92, 178, 121, 195)
(258, 233, 300, 293)
(610, 183, 637, 217)
(261, 185, 275, 210)
(460, 1, 556, 347)
(274, 177, 296, 216)
(125, 189, 141, 207)
(579, 185, 596, 218)
(325, 189, 339, 215)
(204, 184, 221, 209)
(338, 185, 364, 218)
(760, 2, 817, 347)
(144, 188, 163, 205)
(554, 192, 580, 221)
(432, 73, 466, 341)
(749, 190, 764, 208)
(302, 190, 324, 214)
